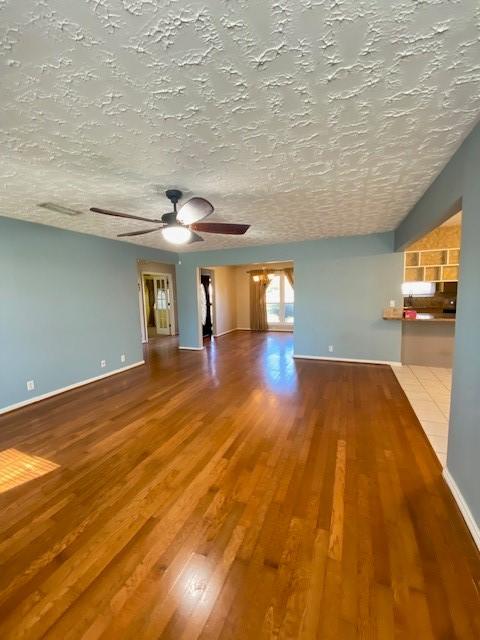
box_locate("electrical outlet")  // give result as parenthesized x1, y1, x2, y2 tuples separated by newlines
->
(120, 354, 126, 363)
(328, 345, 334, 353)
(100, 360, 106, 368)
(389, 299, 395, 308)
(26, 380, 35, 391)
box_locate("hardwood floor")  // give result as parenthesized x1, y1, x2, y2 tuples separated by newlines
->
(0, 331, 479, 639)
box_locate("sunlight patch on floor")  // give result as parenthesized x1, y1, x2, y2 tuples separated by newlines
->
(0, 448, 59, 493)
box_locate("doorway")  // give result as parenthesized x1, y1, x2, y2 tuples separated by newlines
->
(142, 273, 175, 339)
(199, 273, 214, 338)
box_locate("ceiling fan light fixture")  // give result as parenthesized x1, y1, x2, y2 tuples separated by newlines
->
(162, 224, 191, 245)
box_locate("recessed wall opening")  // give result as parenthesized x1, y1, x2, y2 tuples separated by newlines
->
(392, 209, 462, 467)
(197, 261, 294, 345)
(401, 210, 462, 366)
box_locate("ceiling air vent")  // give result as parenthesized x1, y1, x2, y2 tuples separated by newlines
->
(37, 202, 84, 216)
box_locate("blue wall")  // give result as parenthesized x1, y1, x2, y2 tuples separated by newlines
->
(0, 217, 176, 411)
(177, 232, 403, 363)
(396, 121, 480, 531)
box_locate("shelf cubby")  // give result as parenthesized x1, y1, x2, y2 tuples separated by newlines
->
(404, 247, 460, 283)
(448, 249, 460, 265)
(405, 266, 424, 281)
(405, 252, 420, 267)
(442, 265, 458, 281)
(420, 250, 447, 266)
(424, 266, 441, 281)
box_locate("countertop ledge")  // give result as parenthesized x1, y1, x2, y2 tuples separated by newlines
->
(383, 316, 456, 323)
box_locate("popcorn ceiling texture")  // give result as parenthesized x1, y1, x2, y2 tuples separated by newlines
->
(1, 0, 480, 252)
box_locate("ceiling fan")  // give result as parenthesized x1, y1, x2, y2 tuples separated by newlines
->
(90, 190, 250, 245)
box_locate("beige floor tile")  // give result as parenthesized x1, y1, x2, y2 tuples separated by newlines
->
(420, 420, 449, 436)
(393, 373, 418, 382)
(420, 381, 450, 392)
(430, 399, 451, 411)
(436, 402, 451, 418)
(406, 390, 434, 402)
(432, 374, 452, 384)
(398, 380, 425, 389)
(427, 433, 448, 454)
(393, 365, 451, 466)
(409, 400, 445, 422)
(410, 366, 437, 380)
(428, 390, 451, 401)
(437, 452, 447, 467)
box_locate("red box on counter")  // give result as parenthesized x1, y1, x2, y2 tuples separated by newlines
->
(404, 309, 417, 319)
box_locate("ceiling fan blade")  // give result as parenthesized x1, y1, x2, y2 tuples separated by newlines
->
(177, 197, 214, 225)
(117, 227, 163, 237)
(90, 207, 163, 224)
(188, 231, 204, 243)
(190, 222, 250, 235)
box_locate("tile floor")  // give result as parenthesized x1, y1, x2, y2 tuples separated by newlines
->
(392, 365, 451, 467)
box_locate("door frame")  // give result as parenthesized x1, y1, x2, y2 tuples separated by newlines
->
(199, 268, 216, 340)
(140, 271, 176, 342)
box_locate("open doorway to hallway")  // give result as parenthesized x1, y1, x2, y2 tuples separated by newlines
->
(199, 269, 214, 338)
(142, 273, 173, 338)
(198, 262, 294, 344)
(137, 260, 177, 343)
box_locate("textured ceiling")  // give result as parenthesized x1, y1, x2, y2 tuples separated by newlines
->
(1, 0, 480, 253)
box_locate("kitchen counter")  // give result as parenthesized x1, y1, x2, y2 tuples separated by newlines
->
(384, 314, 455, 322)
(401, 316, 455, 367)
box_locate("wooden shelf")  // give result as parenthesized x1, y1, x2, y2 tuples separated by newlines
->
(425, 266, 441, 281)
(449, 249, 460, 265)
(405, 253, 420, 267)
(442, 265, 458, 281)
(404, 248, 460, 283)
(405, 266, 424, 281)
(420, 250, 447, 266)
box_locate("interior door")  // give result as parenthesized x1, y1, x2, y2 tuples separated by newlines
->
(200, 274, 213, 337)
(153, 275, 171, 335)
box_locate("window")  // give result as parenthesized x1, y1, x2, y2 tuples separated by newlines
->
(266, 273, 294, 325)
(401, 281, 435, 297)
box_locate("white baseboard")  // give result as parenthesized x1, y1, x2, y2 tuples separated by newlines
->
(293, 354, 402, 367)
(235, 327, 295, 333)
(236, 327, 296, 333)
(443, 468, 480, 550)
(0, 361, 145, 416)
(213, 328, 237, 337)
(178, 346, 204, 351)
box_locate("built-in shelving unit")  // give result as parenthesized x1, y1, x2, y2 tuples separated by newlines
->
(404, 248, 460, 282)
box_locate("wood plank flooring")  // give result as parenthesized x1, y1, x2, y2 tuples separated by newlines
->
(0, 331, 479, 639)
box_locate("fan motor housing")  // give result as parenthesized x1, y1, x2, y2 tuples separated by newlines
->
(161, 211, 177, 225)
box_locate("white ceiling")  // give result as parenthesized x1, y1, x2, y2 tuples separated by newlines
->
(1, 1, 479, 253)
